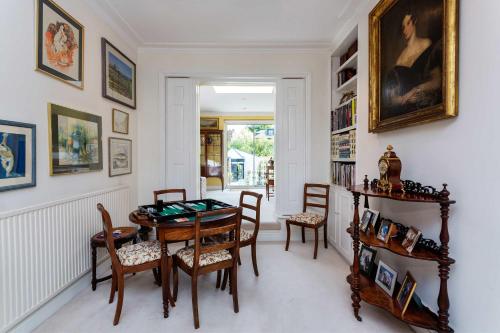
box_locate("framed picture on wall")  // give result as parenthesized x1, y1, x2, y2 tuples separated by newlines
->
(0, 120, 36, 192)
(200, 118, 219, 130)
(48, 103, 103, 175)
(368, 0, 458, 132)
(101, 38, 136, 109)
(108, 137, 132, 177)
(36, 0, 84, 89)
(112, 109, 129, 134)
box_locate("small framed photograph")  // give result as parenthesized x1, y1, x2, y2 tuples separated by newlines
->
(101, 38, 136, 109)
(109, 137, 132, 177)
(368, 208, 380, 228)
(112, 109, 129, 134)
(0, 120, 36, 192)
(376, 219, 395, 243)
(359, 245, 377, 277)
(200, 118, 219, 130)
(375, 260, 398, 296)
(36, 0, 84, 89)
(402, 227, 422, 253)
(396, 272, 417, 316)
(360, 209, 373, 232)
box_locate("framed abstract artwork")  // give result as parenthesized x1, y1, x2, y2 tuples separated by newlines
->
(48, 103, 102, 175)
(369, 0, 458, 132)
(0, 120, 36, 192)
(112, 109, 129, 134)
(108, 137, 132, 177)
(36, 0, 84, 89)
(101, 38, 136, 109)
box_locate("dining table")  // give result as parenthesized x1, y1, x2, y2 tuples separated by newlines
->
(128, 198, 236, 318)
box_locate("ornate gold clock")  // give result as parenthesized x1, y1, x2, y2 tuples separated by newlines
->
(377, 145, 403, 192)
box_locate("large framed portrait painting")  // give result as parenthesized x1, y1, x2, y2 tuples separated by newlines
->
(369, 0, 458, 132)
(36, 0, 84, 89)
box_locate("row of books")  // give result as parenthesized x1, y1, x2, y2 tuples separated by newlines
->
(337, 68, 356, 87)
(331, 130, 356, 160)
(331, 97, 357, 131)
(331, 162, 355, 187)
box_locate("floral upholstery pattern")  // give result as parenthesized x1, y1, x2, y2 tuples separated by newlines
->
(287, 212, 325, 225)
(240, 229, 254, 242)
(116, 240, 163, 266)
(175, 246, 232, 268)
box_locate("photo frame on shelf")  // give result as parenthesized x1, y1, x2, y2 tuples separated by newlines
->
(402, 226, 422, 253)
(396, 272, 417, 316)
(360, 209, 373, 232)
(101, 38, 136, 109)
(0, 120, 36, 192)
(375, 260, 398, 296)
(200, 118, 219, 130)
(359, 245, 377, 277)
(36, 0, 84, 89)
(112, 109, 129, 134)
(48, 103, 103, 175)
(376, 219, 395, 243)
(368, 0, 458, 132)
(108, 137, 132, 177)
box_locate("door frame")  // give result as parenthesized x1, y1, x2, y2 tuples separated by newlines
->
(159, 72, 311, 213)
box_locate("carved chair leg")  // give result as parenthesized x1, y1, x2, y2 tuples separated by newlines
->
(109, 268, 117, 304)
(251, 242, 259, 276)
(216, 270, 222, 288)
(301, 226, 306, 243)
(324, 223, 328, 249)
(191, 276, 200, 329)
(91, 245, 97, 291)
(153, 268, 161, 286)
(221, 269, 229, 291)
(231, 266, 239, 313)
(313, 228, 319, 259)
(173, 261, 179, 301)
(237, 256, 242, 266)
(285, 222, 291, 251)
(113, 275, 125, 326)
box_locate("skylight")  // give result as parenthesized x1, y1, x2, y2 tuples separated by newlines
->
(213, 86, 274, 94)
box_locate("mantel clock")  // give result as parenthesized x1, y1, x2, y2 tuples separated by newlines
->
(377, 145, 403, 192)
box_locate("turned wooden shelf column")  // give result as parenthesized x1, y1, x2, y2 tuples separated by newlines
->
(348, 181, 455, 333)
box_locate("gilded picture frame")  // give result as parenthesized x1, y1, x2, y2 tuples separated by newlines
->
(112, 108, 129, 134)
(369, 0, 458, 133)
(200, 118, 219, 130)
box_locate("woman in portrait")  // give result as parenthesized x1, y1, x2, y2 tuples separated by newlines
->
(382, 8, 442, 117)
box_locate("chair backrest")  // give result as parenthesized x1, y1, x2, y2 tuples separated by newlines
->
(192, 207, 242, 272)
(302, 183, 330, 219)
(96, 203, 121, 269)
(239, 191, 263, 238)
(153, 188, 187, 203)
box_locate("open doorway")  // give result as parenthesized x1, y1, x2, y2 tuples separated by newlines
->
(198, 82, 276, 221)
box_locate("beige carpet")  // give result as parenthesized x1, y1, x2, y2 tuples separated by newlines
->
(34, 243, 412, 333)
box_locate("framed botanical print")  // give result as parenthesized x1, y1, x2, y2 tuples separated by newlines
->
(112, 109, 129, 134)
(48, 103, 102, 175)
(0, 120, 36, 192)
(36, 0, 84, 89)
(101, 38, 136, 109)
(108, 137, 132, 177)
(200, 118, 219, 130)
(369, 0, 458, 132)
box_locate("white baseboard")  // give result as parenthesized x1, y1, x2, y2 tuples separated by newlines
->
(9, 258, 111, 333)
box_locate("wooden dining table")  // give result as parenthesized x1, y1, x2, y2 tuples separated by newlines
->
(128, 199, 236, 318)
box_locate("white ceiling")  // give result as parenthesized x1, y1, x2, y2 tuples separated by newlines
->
(199, 85, 275, 114)
(94, 0, 360, 47)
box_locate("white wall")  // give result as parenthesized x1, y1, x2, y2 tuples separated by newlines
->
(136, 49, 331, 205)
(336, 0, 500, 331)
(0, 1, 138, 212)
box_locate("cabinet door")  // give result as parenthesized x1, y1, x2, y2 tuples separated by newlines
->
(338, 191, 354, 261)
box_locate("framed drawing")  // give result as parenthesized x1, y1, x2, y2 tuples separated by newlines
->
(200, 118, 219, 130)
(48, 103, 102, 175)
(369, 0, 458, 132)
(0, 120, 36, 192)
(112, 109, 129, 134)
(101, 38, 136, 109)
(108, 137, 132, 177)
(36, 0, 84, 89)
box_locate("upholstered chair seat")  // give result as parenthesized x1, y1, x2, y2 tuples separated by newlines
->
(176, 246, 232, 268)
(287, 212, 324, 225)
(116, 240, 164, 266)
(240, 229, 254, 242)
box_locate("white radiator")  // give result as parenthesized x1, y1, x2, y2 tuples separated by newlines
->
(0, 186, 131, 332)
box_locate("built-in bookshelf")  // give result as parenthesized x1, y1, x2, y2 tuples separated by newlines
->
(331, 26, 358, 188)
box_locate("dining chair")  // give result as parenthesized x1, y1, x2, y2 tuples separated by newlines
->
(285, 183, 330, 259)
(217, 190, 263, 291)
(97, 203, 173, 326)
(172, 207, 242, 329)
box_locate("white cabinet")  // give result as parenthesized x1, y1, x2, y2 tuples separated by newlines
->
(328, 185, 354, 262)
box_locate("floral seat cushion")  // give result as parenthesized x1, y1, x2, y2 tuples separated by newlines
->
(116, 240, 163, 266)
(287, 212, 324, 225)
(240, 229, 253, 242)
(175, 246, 232, 268)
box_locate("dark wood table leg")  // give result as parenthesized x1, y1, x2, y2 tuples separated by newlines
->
(161, 240, 170, 318)
(351, 192, 362, 321)
(91, 244, 97, 291)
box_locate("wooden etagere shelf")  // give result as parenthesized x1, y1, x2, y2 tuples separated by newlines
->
(347, 179, 455, 333)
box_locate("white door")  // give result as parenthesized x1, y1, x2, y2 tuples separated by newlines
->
(275, 78, 306, 215)
(165, 78, 198, 199)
